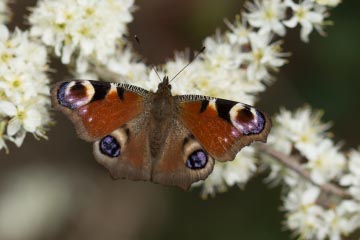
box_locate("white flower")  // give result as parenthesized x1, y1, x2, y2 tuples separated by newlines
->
(285, 184, 325, 239)
(202, 34, 242, 70)
(270, 107, 331, 156)
(163, 53, 204, 95)
(285, 185, 360, 240)
(195, 147, 258, 198)
(222, 147, 258, 187)
(314, 0, 342, 7)
(97, 45, 152, 92)
(161, 44, 260, 103)
(265, 106, 359, 239)
(340, 149, 360, 200)
(285, 184, 320, 211)
(320, 201, 360, 240)
(244, 32, 287, 82)
(225, 18, 250, 45)
(265, 106, 346, 184)
(7, 105, 42, 135)
(0, 1, 10, 24)
(305, 139, 346, 184)
(3, 101, 46, 148)
(29, 0, 135, 73)
(0, 25, 50, 151)
(334, 200, 360, 235)
(245, 0, 287, 36)
(283, 0, 325, 42)
(0, 101, 17, 117)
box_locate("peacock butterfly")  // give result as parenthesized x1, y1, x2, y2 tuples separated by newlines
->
(51, 76, 271, 189)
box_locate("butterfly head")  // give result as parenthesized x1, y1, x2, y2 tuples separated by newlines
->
(156, 76, 172, 96)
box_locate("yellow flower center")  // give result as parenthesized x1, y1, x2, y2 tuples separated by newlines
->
(0, 90, 5, 100)
(85, 7, 95, 16)
(65, 13, 73, 21)
(12, 78, 22, 88)
(56, 23, 66, 30)
(64, 34, 73, 45)
(197, 77, 210, 89)
(0, 53, 12, 63)
(78, 26, 90, 36)
(314, 157, 325, 168)
(0, 121, 6, 137)
(17, 111, 26, 120)
(296, 7, 307, 19)
(5, 40, 12, 48)
(253, 49, 264, 62)
(264, 9, 275, 20)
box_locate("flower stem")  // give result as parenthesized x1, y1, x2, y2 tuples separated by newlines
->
(257, 143, 352, 199)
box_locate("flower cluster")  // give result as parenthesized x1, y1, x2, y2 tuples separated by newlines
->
(244, 0, 333, 42)
(186, 0, 339, 197)
(29, 0, 134, 74)
(0, 0, 10, 24)
(0, 25, 50, 152)
(3, 0, 357, 238)
(266, 107, 346, 184)
(284, 183, 359, 240)
(264, 106, 360, 239)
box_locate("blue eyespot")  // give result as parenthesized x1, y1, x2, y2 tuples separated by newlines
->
(186, 150, 208, 169)
(57, 82, 72, 108)
(99, 135, 120, 157)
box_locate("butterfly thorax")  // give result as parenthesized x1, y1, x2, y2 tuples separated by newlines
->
(151, 76, 174, 118)
(149, 76, 176, 158)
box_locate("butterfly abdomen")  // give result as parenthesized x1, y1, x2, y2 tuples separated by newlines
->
(148, 92, 176, 158)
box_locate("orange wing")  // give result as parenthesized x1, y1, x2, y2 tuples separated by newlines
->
(177, 96, 271, 161)
(51, 80, 148, 141)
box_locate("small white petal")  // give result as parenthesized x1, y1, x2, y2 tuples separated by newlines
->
(61, 45, 74, 64)
(273, 21, 286, 36)
(23, 109, 41, 132)
(7, 118, 22, 136)
(300, 20, 313, 42)
(302, 187, 320, 204)
(0, 101, 17, 116)
(9, 129, 26, 147)
(75, 55, 89, 74)
(0, 24, 9, 41)
(283, 17, 298, 28)
(307, 12, 324, 23)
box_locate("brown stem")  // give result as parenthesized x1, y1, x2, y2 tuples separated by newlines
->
(257, 143, 352, 199)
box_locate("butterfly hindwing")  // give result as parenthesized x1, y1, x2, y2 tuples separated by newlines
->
(152, 118, 215, 190)
(93, 116, 151, 182)
(51, 80, 148, 141)
(177, 96, 271, 161)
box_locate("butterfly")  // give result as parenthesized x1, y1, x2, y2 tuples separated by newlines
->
(51, 76, 271, 189)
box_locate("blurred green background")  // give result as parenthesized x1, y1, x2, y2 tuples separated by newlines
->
(0, 0, 359, 239)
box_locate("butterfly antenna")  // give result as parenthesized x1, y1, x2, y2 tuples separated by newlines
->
(169, 46, 206, 83)
(134, 35, 162, 82)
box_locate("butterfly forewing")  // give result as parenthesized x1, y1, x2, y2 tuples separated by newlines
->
(51, 80, 149, 141)
(176, 95, 271, 161)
